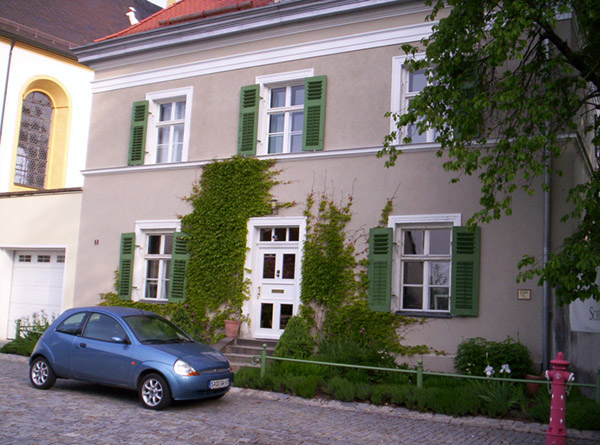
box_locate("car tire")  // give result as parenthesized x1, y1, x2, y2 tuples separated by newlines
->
(139, 373, 172, 410)
(29, 357, 57, 390)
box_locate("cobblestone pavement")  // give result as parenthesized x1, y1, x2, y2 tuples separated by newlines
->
(1, 353, 599, 445)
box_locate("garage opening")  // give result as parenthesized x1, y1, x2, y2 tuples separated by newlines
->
(6, 250, 65, 338)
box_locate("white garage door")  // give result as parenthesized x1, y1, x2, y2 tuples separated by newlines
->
(7, 250, 65, 338)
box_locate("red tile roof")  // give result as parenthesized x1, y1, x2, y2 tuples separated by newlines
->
(0, 0, 161, 50)
(97, 0, 273, 42)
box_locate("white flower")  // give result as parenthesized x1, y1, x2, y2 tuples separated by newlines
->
(484, 365, 494, 377)
(500, 364, 511, 374)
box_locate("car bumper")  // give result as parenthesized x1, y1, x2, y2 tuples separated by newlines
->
(168, 371, 234, 401)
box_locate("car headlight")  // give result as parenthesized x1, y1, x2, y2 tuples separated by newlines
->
(174, 359, 199, 376)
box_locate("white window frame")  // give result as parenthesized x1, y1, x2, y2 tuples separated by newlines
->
(388, 214, 461, 313)
(255, 69, 314, 155)
(132, 220, 181, 302)
(145, 87, 193, 164)
(390, 55, 437, 147)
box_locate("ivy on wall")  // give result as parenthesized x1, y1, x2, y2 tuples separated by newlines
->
(297, 193, 432, 356)
(181, 156, 277, 340)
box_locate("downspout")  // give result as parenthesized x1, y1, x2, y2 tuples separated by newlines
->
(541, 37, 552, 371)
(542, 143, 552, 370)
(0, 40, 15, 145)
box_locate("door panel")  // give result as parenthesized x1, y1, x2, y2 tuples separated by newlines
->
(252, 242, 300, 339)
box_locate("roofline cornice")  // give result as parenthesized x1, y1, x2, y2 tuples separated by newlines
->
(73, 0, 421, 66)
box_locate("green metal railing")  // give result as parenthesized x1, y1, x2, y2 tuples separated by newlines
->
(14, 320, 45, 339)
(251, 344, 600, 404)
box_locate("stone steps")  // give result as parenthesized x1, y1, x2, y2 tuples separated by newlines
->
(219, 338, 277, 371)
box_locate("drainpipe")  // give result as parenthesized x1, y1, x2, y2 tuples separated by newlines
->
(542, 146, 552, 371)
(541, 38, 552, 371)
(0, 40, 15, 145)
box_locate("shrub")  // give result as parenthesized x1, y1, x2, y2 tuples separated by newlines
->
(428, 387, 481, 416)
(354, 383, 372, 401)
(529, 389, 600, 431)
(370, 384, 396, 405)
(1, 311, 54, 357)
(294, 375, 323, 399)
(470, 378, 526, 417)
(454, 337, 534, 378)
(233, 366, 262, 388)
(274, 316, 315, 359)
(326, 376, 356, 402)
(316, 338, 400, 383)
(1, 331, 42, 356)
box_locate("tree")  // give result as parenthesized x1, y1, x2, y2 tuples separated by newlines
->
(380, 0, 600, 305)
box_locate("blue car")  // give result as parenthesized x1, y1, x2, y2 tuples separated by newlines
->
(29, 306, 234, 410)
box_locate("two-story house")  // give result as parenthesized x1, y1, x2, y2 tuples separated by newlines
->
(0, 0, 161, 340)
(71, 0, 598, 377)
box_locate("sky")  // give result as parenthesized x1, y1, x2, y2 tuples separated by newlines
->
(149, 0, 167, 7)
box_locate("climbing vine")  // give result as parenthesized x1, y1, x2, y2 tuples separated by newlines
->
(181, 156, 278, 340)
(296, 192, 431, 356)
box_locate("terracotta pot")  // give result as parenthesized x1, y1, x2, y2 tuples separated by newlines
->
(525, 373, 544, 394)
(224, 319, 241, 338)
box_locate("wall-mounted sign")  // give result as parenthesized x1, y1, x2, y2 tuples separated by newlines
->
(570, 298, 600, 333)
(517, 289, 531, 300)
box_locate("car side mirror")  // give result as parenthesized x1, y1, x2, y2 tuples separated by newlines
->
(111, 336, 129, 344)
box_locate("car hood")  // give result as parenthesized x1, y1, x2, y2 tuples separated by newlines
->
(150, 342, 230, 370)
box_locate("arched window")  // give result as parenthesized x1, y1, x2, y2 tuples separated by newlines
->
(14, 92, 54, 189)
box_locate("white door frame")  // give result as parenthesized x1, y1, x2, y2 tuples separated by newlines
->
(244, 216, 306, 340)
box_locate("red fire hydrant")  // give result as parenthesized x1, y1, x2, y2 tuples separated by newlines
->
(545, 352, 575, 445)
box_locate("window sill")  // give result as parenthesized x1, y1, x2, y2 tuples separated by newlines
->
(395, 310, 452, 319)
(138, 299, 169, 305)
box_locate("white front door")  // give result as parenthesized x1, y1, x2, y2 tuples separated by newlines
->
(249, 225, 302, 339)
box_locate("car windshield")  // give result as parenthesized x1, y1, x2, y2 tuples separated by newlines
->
(124, 315, 193, 344)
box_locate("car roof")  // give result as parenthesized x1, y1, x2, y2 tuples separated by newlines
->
(63, 306, 158, 317)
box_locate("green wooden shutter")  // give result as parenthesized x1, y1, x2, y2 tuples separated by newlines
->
(368, 227, 393, 312)
(128, 101, 148, 166)
(303, 76, 327, 151)
(455, 64, 481, 140)
(238, 85, 259, 156)
(451, 226, 480, 316)
(117, 233, 135, 300)
(168, 232, 189, 303)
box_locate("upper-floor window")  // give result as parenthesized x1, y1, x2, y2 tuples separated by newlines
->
(238, 69, 326, 156)
(267, 84, 305, 154)
(127, 87, 193, 166)
(390, 55, 436, 145)
(156, 100, 186, 163)
(14, 92, 53, 188)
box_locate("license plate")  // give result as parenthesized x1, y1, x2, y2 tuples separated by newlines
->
(209, 378, 229, 389)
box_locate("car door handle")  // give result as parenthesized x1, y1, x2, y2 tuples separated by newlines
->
(79, 343, 87, 348)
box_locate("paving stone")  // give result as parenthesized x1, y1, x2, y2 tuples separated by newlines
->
(1, 353, 599, 444)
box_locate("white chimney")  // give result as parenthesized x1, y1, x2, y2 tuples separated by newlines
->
(126, 7, 139, 25)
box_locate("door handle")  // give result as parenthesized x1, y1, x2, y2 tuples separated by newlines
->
(79, 343, 87, 348)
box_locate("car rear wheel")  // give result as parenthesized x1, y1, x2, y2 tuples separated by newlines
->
(139, 373, 171, 410)
(29, 357, 57, 389)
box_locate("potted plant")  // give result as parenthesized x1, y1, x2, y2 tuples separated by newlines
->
(223, 303, 247, 338)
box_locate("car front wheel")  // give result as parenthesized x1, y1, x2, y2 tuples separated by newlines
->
(139, 373, 172, 410)
(29, 357, 57, 389)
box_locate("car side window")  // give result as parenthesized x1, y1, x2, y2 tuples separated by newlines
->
(55, 312, 87, 335)
(82, 313, 127, 342)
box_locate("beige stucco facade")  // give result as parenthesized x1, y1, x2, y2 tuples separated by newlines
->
(73, 0, 597, 376)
